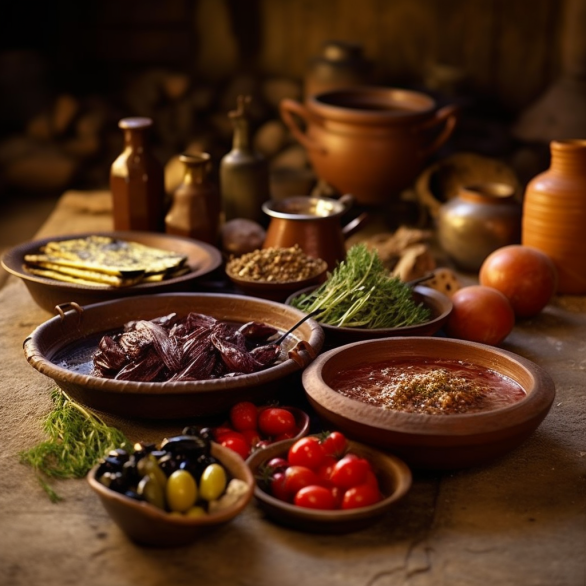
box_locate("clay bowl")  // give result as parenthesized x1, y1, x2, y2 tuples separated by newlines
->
(23, 293, 324, 419)
(226, 259, 328, 302)
(246, 437, 412, 533)
(302, 337, 556, 470)
(1, 231, 223, 313)
(87, 442, 255, 547)
(286, 285, 452, 347)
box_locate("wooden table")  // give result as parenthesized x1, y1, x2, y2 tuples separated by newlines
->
(1, 191, 585, 586)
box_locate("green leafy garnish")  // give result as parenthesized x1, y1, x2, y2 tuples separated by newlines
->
(20, 388, 132, 502)
(290, 244, 431, 329)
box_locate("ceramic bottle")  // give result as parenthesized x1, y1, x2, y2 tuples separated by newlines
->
(110, 117, 165, 232)
(165, 152, 221, 245)
(522, 140, 586, 293)
(437, 182, 522, 272)
(220, 95, 270, 224)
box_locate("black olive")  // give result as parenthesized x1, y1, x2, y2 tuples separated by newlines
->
(124, 489, 142, 501)
(100, 471, 126, 493)
(107, 448, 130, 462)
(157, 453, 178, 477)
(160, 435, 209, 458)
(198, 427, 215, 442)
(182, 425, 200, 436)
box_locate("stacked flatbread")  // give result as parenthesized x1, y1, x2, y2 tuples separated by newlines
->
(23, 235, 189, 288)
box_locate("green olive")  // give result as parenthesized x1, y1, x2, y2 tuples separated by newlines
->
(185, 505, 207, 518)
(137, 475, 166, 510)
(137, 454, 167, 489)
(199, 463, 227, 502)
(166, 469, 197, 513)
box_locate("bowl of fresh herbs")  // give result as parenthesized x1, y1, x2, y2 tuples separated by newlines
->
(286, 244, 452, 347)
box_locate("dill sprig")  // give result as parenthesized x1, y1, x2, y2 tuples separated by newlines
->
(290, 244, 431, 329)
(20, 388, 132, 502)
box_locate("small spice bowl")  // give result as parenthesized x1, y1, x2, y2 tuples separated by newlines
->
(226, 247, 328, 302)
(246, 437, 412, 533)
(87, 442, 255, 547)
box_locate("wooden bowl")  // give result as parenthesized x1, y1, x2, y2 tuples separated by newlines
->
(23, 293, 324, 419)
(226, 259, 328, 302)
(246, 437, 412, 533)
(286, 285, 452, 347)
(1, 231, 223, 313)
(87, 442, 254, 547)
(302, 337, 556, 469)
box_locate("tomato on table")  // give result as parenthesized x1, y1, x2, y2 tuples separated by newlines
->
(258, 407, 297, 437)
(229, 401, 258, 432)
(320, 431, 348, 458)
(287, 437, 325, 470)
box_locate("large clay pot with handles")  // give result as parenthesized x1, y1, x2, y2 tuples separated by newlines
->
(280, 87, 458, 206)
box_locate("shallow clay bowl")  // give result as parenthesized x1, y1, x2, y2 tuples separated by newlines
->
(302, 337, 555, 470)
(246, 436, 412, 533)
(226, 259, 328, 302)
(286, 285, 452, 347)
(1, 231, 223, 313)
(88, 442, 254, 547)
(23, 293, 324, 419)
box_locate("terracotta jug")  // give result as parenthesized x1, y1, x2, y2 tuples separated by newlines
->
(437, 182, 522, 272)
(262, 194, 368, 270)
(110, 117, 165, 232)
(522, 139, 586, 294)
(280, 87, 458, 206)
(165, 152, 221, 245)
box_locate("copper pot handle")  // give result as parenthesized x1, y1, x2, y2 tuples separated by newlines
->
(416, 104, 459, 158)
(279, 99, 327, 154)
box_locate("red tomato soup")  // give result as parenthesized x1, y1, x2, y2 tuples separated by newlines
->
(329, 358, 526, 415)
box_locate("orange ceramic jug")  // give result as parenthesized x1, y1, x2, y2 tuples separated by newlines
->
(522, 139, 586, 294)
(280, 87, 458, 206)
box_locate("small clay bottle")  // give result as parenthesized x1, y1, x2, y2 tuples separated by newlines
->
(110, 117, 165, 232)
(165, 152, 221, 245)
(220, 95, 270, 223)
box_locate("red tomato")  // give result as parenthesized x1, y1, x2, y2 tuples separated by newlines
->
(445, 285, 515, 346)
(316, 455, 337, 487)
(288, 437, 325, 471)
(294, 485, 337, 510)
(330, 486, 344, 508)
(229, 401, 258, 432)
(220, 435, 250, 459)
(213, 426, 237, 441)
(258, 408, 297, 437)
(270, 471, 290, 502)
(320, 431, 348, 458)
(364, 469, 380, 491)
(341, 484, 382, 510)
(284, 465, 321, 495)
(266, 457, 289, 473)
(241, 428, 261, 447)
(274, 431, 298, 442)
(479, 245, 558, 318)
(330, 455, 370, 489)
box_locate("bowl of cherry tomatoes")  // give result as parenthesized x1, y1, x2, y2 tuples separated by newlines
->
(246, 432, 412, 533)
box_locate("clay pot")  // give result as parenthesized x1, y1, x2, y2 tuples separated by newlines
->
(437, 182, 522, 272)
(262, 194, 368, 270)
(280, 87, 458, 206)
(522, 140, 586, 294)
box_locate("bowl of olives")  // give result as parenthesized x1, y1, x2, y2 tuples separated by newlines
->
(87, 431, 255, 547)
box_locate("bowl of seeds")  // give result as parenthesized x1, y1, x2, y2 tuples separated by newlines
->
(225, 245, 328, 302)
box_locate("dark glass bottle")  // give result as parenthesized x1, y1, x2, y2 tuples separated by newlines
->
(165, 152, 221, 245)
(110, 117, 165, 232)
(220, 95, 270, 223)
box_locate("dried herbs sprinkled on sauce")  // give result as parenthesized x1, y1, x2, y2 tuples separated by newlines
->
(330, 358, 526, 415)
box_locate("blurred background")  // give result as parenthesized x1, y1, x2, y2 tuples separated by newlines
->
(0, 0, 581, 248)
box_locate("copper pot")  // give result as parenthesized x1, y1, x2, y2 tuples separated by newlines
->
(262, 194, 367, 270)
(280, 87, 458, 206)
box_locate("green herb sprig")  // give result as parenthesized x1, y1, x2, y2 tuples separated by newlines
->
(20, 388, 132, 502)
(290, 244, 431, 329)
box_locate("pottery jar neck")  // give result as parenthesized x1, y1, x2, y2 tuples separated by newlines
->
(231, 117, 251, 151)
(119, 117, 153, 151)
(180, 153, 211, 185)
(549, 139, 586, 174)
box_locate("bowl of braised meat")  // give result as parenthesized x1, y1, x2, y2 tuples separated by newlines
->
(23, 293, 324, 419)
(302, 336, 555, 469)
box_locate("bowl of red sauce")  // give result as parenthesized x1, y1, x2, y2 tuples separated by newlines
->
(302, 337, 555, 469)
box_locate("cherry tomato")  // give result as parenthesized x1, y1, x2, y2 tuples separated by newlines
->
(320, 431, 348, 458)
(330, 455, 370, 489)
(220, 435, 250, 459)
(288, 437, 325, 470)
(316, 455, 337, 487)
(479, 245, 558, 318)
(364, 469, 380, 491)
(266, 457, 289, 473)
(258, 407, 297, 436)
(341, 484, 381, 510)
(294, 485, 337, 510)
(330, 486, 344, 508)
(284, 465, 321, 495)
(274, 431, 298, 442)
(241, 428, 261, 447)
(229, 401, 258, 432)
(270, 471, 290, 502)
(445, 285, 515, 346)
(213, 426, 237, 441)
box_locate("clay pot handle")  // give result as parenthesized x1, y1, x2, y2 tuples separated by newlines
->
(279, 99, 327, 154)
(417, 104, 459, 158)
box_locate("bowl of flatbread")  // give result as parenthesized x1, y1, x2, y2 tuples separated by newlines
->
(1, 231, 223, 312)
